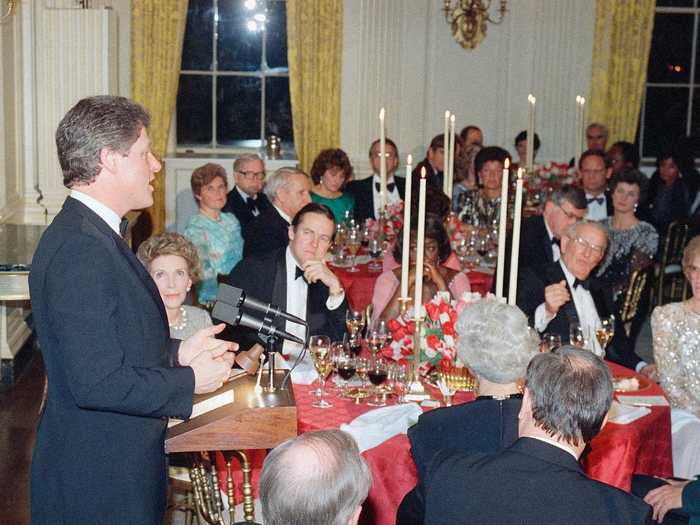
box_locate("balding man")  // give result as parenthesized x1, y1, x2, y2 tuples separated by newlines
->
(259, 429, 371, 525)
(242, 166, 311, 258)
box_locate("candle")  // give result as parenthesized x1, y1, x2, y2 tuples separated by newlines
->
(574, 95, 582, 164)
(526, 94, 536, 173)
(579, 96, 586, 161)
(443, 110, 450, 194)
(447, 114, 456, 199)
(414, 168, 427, 319)
(379, 107, 387, 210)
(400, 154, 414, 299)
(508, 168, 524, 305)
(495, 157, 510, 299)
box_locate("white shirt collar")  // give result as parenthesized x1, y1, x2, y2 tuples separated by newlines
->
(274, 204, 291, 224)
(70, 189, 122, 236)
(236, 185, 256, 202)
(543, 218, 555, 241)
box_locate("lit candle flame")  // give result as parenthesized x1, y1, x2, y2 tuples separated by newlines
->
(504, 157, 510, 169)
(420, 166, 427, 179)
(379, 107, 385, 120)
(407, 153, 413, 165)
(528, 94, 536, 104)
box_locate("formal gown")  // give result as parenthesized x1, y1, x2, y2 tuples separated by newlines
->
(169, 305, 213, 340)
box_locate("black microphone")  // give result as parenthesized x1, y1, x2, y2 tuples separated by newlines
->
(212, 302, 305, 345)
(216, 283, 307, 327)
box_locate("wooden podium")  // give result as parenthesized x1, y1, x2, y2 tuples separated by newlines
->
(165, 370, 297, 453)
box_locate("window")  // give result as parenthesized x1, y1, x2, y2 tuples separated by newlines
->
(176, 0, 294, 152)
(639, 0, 700, 161)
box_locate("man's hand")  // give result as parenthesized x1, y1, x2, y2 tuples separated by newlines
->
(640, 363, 659, 381)
(424, 262, 447, 291)
(544, 280, 570, 316)
(303, 260, 343, 296)
(179, 323, 238, 366)
(190, 349, 234, 394)
(644, 480, 689, 522)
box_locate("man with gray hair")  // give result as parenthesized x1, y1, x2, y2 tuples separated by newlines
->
(423, 347, 653, 524)
(243, 166, 311, 257)
(223, 153, 271, 228)
(259, 429, 371, 525)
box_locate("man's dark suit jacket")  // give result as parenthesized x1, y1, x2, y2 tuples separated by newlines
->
(586, 190, 613, 218)
(345, 176, 406, 223)
(412, 159, 444, 192)
(223, 187, 271, 228)
(225, 248, 347, 350)
(516, 261, 642, 370)
(242, 205, 289, 258)
(29, 197, 194, 524)
(396, 398, 521, 525)
(423, 437, 653, 524)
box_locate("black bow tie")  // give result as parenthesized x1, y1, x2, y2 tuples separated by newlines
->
(587, 196, 604, 206)
(119, 218, 129, 237)
(246, 197, 258, 212)
(375, 181, 396, 193)
(551, 237, 560, 248)
(295, 266, 308, 284)
(573, 278, 590, 291)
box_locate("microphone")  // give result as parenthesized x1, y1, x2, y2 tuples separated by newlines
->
(216, 283, 307, 327)
(212, 302, 305, 345)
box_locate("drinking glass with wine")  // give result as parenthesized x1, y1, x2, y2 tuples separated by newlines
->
(345, 309, 366, 339)
(368, 237, 383, 272)
(367, 358, 388, 407)
(308, 335, 330, 397)
(335, 352, 356, 396)
(309, 335, 333, 408)
(367, 320, 388, 357)
(346, 228, 361, 273)
(596, 315, 615, 349)
(355, 357, 370, 389)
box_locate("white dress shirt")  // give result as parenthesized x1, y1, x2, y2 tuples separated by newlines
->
(274, 205, 291, 224)
(585, 192, 607, 222)
(70, 190, 121, 236)
(236, 186, 260, 217)
(371, 174, 402, 219)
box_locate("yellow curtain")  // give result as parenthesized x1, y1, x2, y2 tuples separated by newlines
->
(130, 0, 188, 234)
(589, 0, 655, 144)
(287, 0, 343, 173)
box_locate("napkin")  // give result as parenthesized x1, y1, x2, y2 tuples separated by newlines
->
(607, 400, 651, 425)
(275, 350, 319, 385)
(340, 403, 423, 453)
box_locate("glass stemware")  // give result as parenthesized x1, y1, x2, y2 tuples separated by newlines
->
(309, 335, 333, 408)
(367, 320, 388, 358)
(569, 323, 587, 349)
(368, 238, 383, 272)
(367, 358, 388, 407)
(335, 352, 356, 397)
(356, 357, 370, 389)
(346, 229, 361, 273)
(388, 363, 409, 403)
(345, 309, 366, 340)
(308, 335, 330, 397)
(596, 315, 615, 349)
(540, 333, 562, 353)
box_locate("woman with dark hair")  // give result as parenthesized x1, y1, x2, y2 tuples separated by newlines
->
(309, 148, 355, 223)
(597, 169, 658, 340)
(513, 130, 541, 170)
(645, 150, 691, 237)
(372, 213, 470, 321)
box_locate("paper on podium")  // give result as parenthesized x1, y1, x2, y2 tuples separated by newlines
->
(168, 389, 235, 428)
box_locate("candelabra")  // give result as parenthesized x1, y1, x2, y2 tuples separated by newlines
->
(442, 0, 508, 50)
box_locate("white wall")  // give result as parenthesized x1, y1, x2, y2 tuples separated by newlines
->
(340, 0, 595, 178)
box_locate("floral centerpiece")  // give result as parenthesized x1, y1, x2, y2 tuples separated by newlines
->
(366, 201, 404, 242)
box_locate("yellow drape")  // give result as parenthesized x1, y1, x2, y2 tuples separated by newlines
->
(130, 0, 188, 234)
(589, 0, 655, 144)
(287, 0, 343, 173)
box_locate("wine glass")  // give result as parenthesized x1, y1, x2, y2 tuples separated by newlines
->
(356, 357, 370, 389)
(335, 352, 356, 396)
(367, 358, 388, 407)
(308, 335, 330, 396)
(540, 333, 562, 353)
(569, 323, 587, 349)
(346, 309, 366, 339)
(309, 335, 333, 408)
(368, 238, 383, 272)
(346, 229, 361, 273)
(367, 320, 388, 357)
(347, 335, 363, 357)
(388, 363, 409, 403)
(596, 315, 615, 349)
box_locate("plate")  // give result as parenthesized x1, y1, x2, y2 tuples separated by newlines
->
(613, 375, 653, 393)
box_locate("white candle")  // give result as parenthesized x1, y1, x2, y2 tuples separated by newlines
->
(443, 110, 450, 194)
(414, 168, 427, 319)
(447, 114, 456, 199)
(579, 96, 586, 160)
(400, 154, 414, 299)
(574, 95, 582, 164)
(495, 157, 510, 299)
(526, 94, 536, 173)
(508, 168, 524, 305)
(379, 107, 387, 210)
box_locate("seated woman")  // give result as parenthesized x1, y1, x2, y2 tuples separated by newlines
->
(644, 150, 691, 240)
(137, 231, 212, 339)
(512, 129, 541, 171)
(652, 235, 700, 479)
(597, 169, 658, 340)
(455, 146, 510, 227)
(184, 163, 244, 307)
(396, 297, 539, 525)
(373, 214, 470, 322)
(309, 148, 355, 223)
(451, 143, 482, 211)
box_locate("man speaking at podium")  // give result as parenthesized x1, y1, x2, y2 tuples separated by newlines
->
(29, 96, 235, 524)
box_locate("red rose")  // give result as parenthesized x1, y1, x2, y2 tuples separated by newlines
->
(388, 318, 401, 331)
(442, 321, 455, 336)
(439, 356, 453, 368)
(425, 302, 440, 321)
(426, 334, 439, 349)
(438, 302, 450, 314)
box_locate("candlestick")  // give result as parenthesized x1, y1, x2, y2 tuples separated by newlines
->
(400, 154, 413, 298)
(579, 96, 586, 162)
(508, 168, 524, 305)
(414, 168, 427, 318)
(443, 110, 450, 195)
(495, 157, 510, 298)
(379, 107, 387, 210)
(447, 114, 456, 199)
(526, 94, 536, 174)
(574, 95, 582, 165)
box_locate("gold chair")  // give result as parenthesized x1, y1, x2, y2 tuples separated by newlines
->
(620, 269, 648, 337)
(656, 220, 689, 306)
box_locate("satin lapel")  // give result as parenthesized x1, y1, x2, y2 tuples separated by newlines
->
(589, 285, 609, 318)
(271, 251, 287, 329)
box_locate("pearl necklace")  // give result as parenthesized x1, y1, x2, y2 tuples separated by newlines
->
(169, 306, 188, 331)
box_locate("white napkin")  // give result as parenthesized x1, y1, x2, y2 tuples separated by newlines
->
(275, 351, 319, 385)
(340, 403, 423, 453)
(607, 400, 651, 425)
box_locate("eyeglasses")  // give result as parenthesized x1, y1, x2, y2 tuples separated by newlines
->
(238, 170, 265, 180)
(586, 134, 605, 141)
(572, 236, 605, 257)
(372, 152, 397, 159)
(581, 168, 606, 176)
(556, 203, 584, 221)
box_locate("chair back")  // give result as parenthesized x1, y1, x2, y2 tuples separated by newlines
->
(657, 220, 689, 305)
(621, 269, 648, 330)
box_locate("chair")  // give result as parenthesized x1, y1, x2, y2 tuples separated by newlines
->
(656, 220, 689, 306)
(620, 268, 649, 337)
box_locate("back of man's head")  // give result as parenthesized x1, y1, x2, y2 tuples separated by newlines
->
(525, 346, 613, 447)
(260, 430, 371, 525)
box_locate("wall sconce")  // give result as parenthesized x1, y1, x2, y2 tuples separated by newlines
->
(443, 0, 508, 50)
(1, 0, 18, 23)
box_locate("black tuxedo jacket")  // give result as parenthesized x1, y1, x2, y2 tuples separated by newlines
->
(345, 176, 406, 222)
(29, 197, 194, 524)
(242, 205, 289, 258)
(424, 437, 653, 524)
(586, 190, 614, 217)
(225, 248, 347, 350)
(223, 187, 271, 228)
(412, 159, 444, 192)
(516, 261, 642, 370)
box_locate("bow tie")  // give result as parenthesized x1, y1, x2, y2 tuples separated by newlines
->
(246, 197, 259, 211)
(295, 266, 309, 284)
(119, 218, 129, 238)
(551, 237, 560, 248)
(573, 277, 590, 291)
(587, 196, 605, 206)
(375, 181, 396, 193)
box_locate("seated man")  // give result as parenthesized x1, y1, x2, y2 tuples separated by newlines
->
(227, 203, 346, 377)
(243, 167, 311, 258)
(223, 153, 271, 228)
(579, 149, 613, 221)
(259, 429, 371, 525)
(345, 138, 405, 222)
(412, 134, 445, 192)
(423, 347, 653, 525)
(516, 220, 654, 376)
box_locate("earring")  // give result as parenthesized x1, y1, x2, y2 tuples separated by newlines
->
(186, 286, 191, 292)
(634, 203, 638, 212)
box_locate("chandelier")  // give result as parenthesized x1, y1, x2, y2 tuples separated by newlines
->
(442, 0, 508, 50)
(0, 0, 18, 23)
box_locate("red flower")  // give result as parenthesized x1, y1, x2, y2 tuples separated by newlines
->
(426, 334, 440, 349)
(438, 301, 450, 314)
(439, 356, 454, 368)
(442, 321, 455, 336)
(425, 302, 440, 321)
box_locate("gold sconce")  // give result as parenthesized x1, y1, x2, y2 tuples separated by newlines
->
(1, 0, 18, 23)
(443, 0, 508, 50)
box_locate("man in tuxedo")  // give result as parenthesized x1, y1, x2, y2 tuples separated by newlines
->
(586, 122, 609, 151)
(223, 153, 271, 228)
(345, 138, 405, 222)
(516, 220, 656, 376)
(243, 166, 311, 258)
(580, 149, 613, 221)
(228, 203, 346, 377)
(413, 134, 446, 191)
(29, 96, 234, 524)
(423, 347, 653, 525)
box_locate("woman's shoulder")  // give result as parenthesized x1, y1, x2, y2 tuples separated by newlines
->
(652, 302, 685, 324)
(182, 305, 212, 326)
(221, 212, 240, 226)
